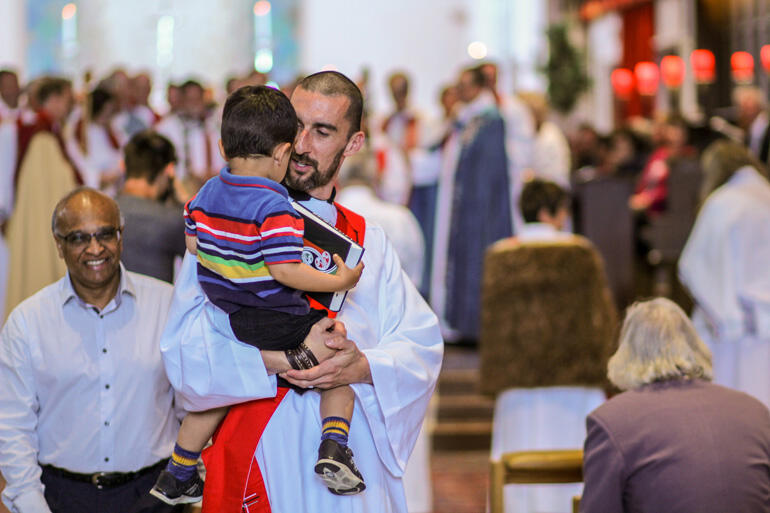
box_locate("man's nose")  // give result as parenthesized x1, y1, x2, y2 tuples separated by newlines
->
(294, 128, 309, 154)
(85, 235, 105, 253)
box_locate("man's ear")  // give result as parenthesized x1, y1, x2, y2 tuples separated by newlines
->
(218, 139, 226, 160)
(343, 131, 365, 157)
(163, 162, 176, 178)
(53, 235, 64, 259)
(272, 142, 292, 163)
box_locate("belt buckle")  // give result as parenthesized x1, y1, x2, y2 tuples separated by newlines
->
(91, 472, 107, 489)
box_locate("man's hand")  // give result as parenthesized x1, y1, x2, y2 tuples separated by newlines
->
(280, 336, 372, 389)
(303, 317, 346, 363)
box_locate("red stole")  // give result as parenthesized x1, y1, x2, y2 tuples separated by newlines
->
(201, 203, 366, 513)
(14, 110, 83, 191)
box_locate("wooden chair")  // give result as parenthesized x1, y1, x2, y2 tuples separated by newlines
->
(0, 475, 10, 513)
(479, 237, 617, 395)
(489, 449, 583, 513)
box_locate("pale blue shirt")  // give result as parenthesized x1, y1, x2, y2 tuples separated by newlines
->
(0, 266, 181, 513)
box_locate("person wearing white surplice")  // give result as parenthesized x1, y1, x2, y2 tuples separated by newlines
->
(161, 71, 443, 513)
(155, 80, 223, 193)
(679, 139, 770, 410)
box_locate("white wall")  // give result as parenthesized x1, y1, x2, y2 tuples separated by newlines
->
(76, 0, 254, 104)
(298, 0, 548, 118)
(297, 0, 470, 118)
(0, 1, 27, 76)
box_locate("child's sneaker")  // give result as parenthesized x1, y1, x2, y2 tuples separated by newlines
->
(149, 469, 204, 505)
(314, 438, 366, 495)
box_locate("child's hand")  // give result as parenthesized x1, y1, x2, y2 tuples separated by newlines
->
(333, 254, 364, 291)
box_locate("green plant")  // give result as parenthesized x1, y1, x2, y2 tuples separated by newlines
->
(543, 23, 590, 113)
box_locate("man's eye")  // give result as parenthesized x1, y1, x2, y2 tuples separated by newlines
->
(317, 130, 328, 137)
(68, 233, 90, 244)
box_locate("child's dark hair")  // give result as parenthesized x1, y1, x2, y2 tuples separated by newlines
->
(520, 179, 570, 223)
(221, 85, 297, 160)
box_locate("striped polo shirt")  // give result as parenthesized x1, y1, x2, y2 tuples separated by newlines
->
(184, 167, 309, 315)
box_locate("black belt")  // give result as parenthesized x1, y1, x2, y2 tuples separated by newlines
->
(42, 459, 167, 489)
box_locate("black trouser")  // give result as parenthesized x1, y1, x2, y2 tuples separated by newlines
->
(229, 306, 327, 351)
(40, 464, 184, 513)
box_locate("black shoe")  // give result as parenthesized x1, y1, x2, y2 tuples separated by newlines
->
(149, 469, 204, 505)
(314, 439, 366, 495)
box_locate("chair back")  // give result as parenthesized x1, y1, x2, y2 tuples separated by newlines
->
(489, 449, 583, 513)
(479, 236, 617, 396)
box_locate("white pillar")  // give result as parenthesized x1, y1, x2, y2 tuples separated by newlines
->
(0, 0, 28, 77)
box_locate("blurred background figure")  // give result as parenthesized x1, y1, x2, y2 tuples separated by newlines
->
(155, 79, 223, 193)
(732, 85, 770, 164)
(4, 77, 78, 320)
(117, 130, 186, 284)
(432, 64, 512, 344)
(0, 70, 20, 122)
(679, 140, 770, 410)
(519, 91, 571, 190)
(337, 150, 425, 285)
(582, 298, 770, 513)
(65, 86, 123, 196)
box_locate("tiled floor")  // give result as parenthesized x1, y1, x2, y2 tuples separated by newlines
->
(432, 449, 489, 513)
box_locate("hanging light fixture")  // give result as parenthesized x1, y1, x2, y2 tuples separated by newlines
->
(660, 55, 685, 90)
(634, 61, 659, 96)
(731, 51, 755, 84)
(690, 49, 715, 85)
(610, 68, 634, 100)
(760, 45, 770, 74)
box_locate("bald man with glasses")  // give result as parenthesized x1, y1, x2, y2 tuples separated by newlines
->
(0, 187, 184, 513)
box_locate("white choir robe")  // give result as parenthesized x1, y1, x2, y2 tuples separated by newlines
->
(155, 114, 224, 182)
(499, 94, 535, 233)
(531, 121, 571, 190)
(65, 122, 122, 196)
(679, 165, 770, 409)
(161, 220, 443, 512)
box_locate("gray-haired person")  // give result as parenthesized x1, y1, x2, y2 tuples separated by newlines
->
(580, 298, 770, 513)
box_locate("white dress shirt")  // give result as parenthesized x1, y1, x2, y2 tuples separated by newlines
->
(0, 267, 180, 513)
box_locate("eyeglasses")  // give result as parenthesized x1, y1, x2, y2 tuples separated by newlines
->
(55, 227, 122, 248)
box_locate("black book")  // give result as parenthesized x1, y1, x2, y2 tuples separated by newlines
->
(291, 201, 365, 312)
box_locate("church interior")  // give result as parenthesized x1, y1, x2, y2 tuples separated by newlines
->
(1, 1, 770, 512)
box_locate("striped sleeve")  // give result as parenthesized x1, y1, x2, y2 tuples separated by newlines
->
(259, 210, 304, 265)
(183, 197, 197, 237)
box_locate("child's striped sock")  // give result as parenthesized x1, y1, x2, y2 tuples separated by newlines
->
(320, 416, 350, 446)
(166, 443, 200, 482)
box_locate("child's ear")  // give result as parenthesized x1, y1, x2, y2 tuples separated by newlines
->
(218, 139, 226, 159)
(273, 142, 292, 163)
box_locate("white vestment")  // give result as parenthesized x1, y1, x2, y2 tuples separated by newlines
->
(499, 94, 535, 232)
(161, 205, 443, 512)
(531, 121, 571, 189)
(679, 165, 770, 408)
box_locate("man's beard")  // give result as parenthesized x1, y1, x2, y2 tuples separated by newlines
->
(286, 147, 345, 192)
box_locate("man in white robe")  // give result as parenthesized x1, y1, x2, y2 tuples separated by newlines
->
(161, 71, 442, 513)
(679, 142, 770, 409)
